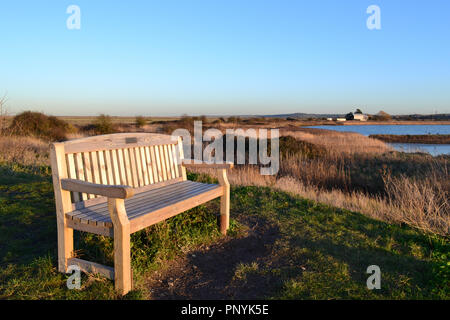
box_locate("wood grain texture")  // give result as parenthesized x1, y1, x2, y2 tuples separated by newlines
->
(61, 179, 134, 199)
(51, 133, 231, 295)
(108, 198, 132, 295)
(218, 168, 230, 235)
(50, 143, 74, 273)
(183, 161, 234, 169)
(64, 132, 175, 153)
(177, 137, 187, 180)
(68, 258, 114, 280)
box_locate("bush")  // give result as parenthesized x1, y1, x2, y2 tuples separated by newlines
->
(8, 111, 73, 141)
(279, 136, 326, 159)
(94, 114, 116, 134)
(370, 111, 392, 121)
(135, 116, 147, 128)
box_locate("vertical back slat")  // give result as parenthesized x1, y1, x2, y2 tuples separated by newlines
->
(144, 147, 154, 184)
(162, 145, 171, 180)
(110, 149, 120, 185)
(104, 150, 114, 185)
(66, 153, 80, 202)
(166, 144, 175, 179)
(117, 149, 127, 185)
(123, 148, 133, 187)
(159, 145, 168, 181)
(74, 153, 88, 200)
(129, 148, 138, 187)
(82, 152, 94, 199)
(98, 151, 108, 185)
(134, 148, 144, 187)
(139, 147, 150, 185)
(171, 144, 180, 178)
(177, 137, 187, 180)
(154, 145, 164, 182)
(150, 146, 159, 183)
(91, 151, 101, 185)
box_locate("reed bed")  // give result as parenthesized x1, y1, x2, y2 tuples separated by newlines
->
(1, 127, 448, 236)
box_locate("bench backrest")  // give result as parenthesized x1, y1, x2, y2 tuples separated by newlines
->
(50, 133, 186, 205)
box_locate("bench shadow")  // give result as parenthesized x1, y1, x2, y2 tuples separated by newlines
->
(0, 166, 58, 266)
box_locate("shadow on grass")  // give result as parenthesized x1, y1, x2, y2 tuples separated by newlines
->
(146, 215, 281, 299)
(0, 164, 57, 266)
(145, 186, 448, 300)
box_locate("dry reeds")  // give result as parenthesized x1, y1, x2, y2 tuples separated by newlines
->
(0, 136, 49, 167)
(1, 124, 448, 236)
(282, 129, 391, 157)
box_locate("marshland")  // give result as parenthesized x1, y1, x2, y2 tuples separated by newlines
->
(0, 112, 448, 299)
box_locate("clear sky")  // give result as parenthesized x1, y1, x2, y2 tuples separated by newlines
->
(1, 0, 449, 116)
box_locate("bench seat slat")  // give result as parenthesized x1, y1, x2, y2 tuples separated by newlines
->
(68, 181, 205, 223)
(66, 181, 222, 229)
(70, 181, 217, 221)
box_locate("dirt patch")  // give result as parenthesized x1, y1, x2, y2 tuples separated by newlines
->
(145, 216, 281, 299)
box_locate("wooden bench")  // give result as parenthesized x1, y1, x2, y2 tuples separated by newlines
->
(50, 133, 232, 295)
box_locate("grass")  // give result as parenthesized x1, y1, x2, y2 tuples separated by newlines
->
(370, 134, 450, 144)
(0, 164, 448, 299)
(229, 186, 449, 299)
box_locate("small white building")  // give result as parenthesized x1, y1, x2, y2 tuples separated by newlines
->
(336, 118, 346, 122)
(354, 113, 368, 121)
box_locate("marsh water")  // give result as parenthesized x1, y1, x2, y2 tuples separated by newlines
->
(307, 125, 450, 156)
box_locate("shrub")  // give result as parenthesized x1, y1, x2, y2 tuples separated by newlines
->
(8, 111, 73, 141)
(371, 111, 392, 121)
(94, 114, 116, 134)
(136, 116, 147, 128)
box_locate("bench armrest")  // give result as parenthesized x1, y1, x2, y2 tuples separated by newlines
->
(61, 179, 134, 199)
(182, 161, 234, 169)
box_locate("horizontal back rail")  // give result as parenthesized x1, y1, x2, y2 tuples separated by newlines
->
(64, 133, 177, 153)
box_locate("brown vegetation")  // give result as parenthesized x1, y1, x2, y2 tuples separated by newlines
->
(0, 136, 49, 167)
(370, 134, 450, 144)
(0, 113, 448, 235)
(7, 111, 75, 141)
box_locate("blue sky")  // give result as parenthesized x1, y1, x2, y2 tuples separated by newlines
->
(1, 0, 449, 116)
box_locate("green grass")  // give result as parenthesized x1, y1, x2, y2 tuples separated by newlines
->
(0, 164, 448, 299)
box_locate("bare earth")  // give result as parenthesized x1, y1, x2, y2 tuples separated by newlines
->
(146, 216, 280, 300)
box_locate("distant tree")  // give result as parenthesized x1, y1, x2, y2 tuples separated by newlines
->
(355, 108, 363, 114)
(228, 116, 240, 124)
(8, 111, 73, 141)
(135, 116, 146, 128)
(345, 112, 354, 120)
(95, 114, 116, 134)
(376, 110, 392, 121)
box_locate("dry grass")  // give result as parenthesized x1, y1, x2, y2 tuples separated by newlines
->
(0, 136, 49, 167)
(1, 123, 447, 236)
(383, 171, 449, 235)
(193, 165, 449, 236)
(281, 129, 391, 157)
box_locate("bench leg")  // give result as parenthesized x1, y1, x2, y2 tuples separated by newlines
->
(114, 227, 132, 295)
(109, 198, 132, 295)
(218, 169, 230, 235)
(57, 216, 73, 273)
